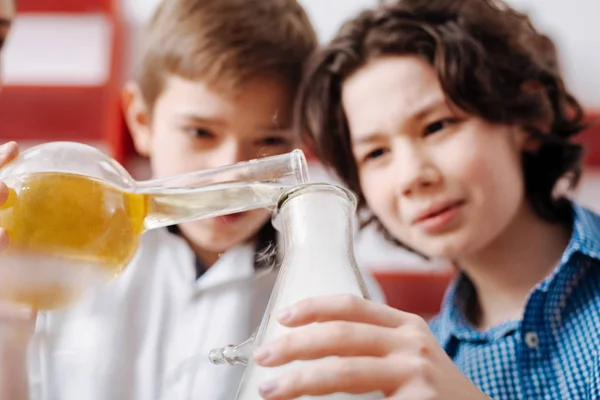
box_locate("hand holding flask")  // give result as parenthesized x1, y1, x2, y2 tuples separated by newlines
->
(213, 186, 488, 400)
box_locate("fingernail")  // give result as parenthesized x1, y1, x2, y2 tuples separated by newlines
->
(259, 380, 280, 398)
(0, 142, 15, 156)
(0, 303, 35, 319)
(0, 228, 8, 251)
(13, 306, 35, 319)
(277, 307, 291, 322)
(253, 346, 271, 363)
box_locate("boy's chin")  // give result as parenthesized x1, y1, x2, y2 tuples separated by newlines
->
(183, 231, 255, 255)
(406, 234, 472, 261)
(211, 212, 248, 226)
(180, 216, 269, 251)
(185, 212, 251, 230)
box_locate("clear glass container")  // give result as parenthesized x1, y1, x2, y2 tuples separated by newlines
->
(0, 141, 308, 310)
(210, 183, 383, 399)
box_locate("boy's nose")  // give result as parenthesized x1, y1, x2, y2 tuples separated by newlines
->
(393, 151, 441, 197)
(210, 142, 247, 168)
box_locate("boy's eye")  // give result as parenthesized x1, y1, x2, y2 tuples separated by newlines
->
(363, 148, 388, 162)
(190, 128, 215, 139)
(258, 136, 289, 146)
(424, 118, 457, 136)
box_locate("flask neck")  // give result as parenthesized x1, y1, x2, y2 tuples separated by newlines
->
(274, 184, 356, 255)
(142, 182, 289, 230)
(134, 149, 308, 192)
(132, 150, 308, 230)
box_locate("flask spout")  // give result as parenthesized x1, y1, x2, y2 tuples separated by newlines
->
(208, 335, 255, 366)
(136, 149, 309, 229)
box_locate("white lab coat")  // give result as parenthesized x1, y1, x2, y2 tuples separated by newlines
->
(30, 228, 385, 400)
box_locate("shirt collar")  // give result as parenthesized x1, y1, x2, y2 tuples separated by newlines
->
(435, 273, 520, 349)
(561, 203, 600, 264)
(435, 203, 600, 349)
(167, 225, 208, 279)
(166, 222, 278, 280)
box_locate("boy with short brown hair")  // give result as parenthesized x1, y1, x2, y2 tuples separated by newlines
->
(122, 0, 320, 272)
(55, 1, 323, 398)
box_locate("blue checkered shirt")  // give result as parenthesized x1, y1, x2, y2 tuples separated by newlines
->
(429, 204, 600, 399)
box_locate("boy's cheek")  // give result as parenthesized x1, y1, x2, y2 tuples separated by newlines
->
(149, 147, 202, 179)
(361, 175, 400, 227)
(148, 133, 205, 177)
(469, 150, 521, 192)
(439, 142, 503, 197)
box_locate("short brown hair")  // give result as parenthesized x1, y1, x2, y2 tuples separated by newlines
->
(136, 0, 318, 108)
(297, 0, 585, 235)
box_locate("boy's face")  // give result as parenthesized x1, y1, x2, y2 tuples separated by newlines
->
(343, 56, 528, 259)
(125, 75, 296, 255)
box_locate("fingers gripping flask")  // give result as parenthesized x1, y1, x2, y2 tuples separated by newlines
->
(211, 183, 383, 399)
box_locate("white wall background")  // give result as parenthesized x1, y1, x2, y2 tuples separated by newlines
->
(121, 0, 600, 107)
(5, 0, 598, 107)
(4, 0, 600, 104)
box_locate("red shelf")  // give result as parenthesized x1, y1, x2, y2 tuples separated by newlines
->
(372, 267, 455, 317)
(0, 0, 126, 161)
(17, 0, 116, 13)
(0, 86, 107, 142)
(577, 111, 600, 167)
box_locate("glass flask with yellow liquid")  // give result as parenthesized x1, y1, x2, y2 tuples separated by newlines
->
(0, 141, 308, 310)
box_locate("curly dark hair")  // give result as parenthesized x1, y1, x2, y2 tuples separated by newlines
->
(296, 0, 586, 243)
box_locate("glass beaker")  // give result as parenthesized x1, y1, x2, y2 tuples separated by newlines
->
(0, 141, 308, 311)
(210, 183, 383, 400)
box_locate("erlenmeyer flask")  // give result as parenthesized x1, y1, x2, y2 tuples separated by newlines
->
(0, 141, 308, 310)
(210, 183, 383, 400)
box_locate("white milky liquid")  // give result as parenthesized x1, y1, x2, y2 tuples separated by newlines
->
(236, 190, 383, 400)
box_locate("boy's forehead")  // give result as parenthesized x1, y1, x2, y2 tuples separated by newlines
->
(162, 71, 294, 98)
(155, 74, 295, 126)
(343, 57, 447, 117)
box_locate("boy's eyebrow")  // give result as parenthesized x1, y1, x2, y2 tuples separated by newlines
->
(352, 132, 387, 145)
(409, 96, 448, 122)
(258, 127, 294, 136)
(175, 113, 293, 135)
(175, 113, 227, 127)
(352, 96, 449, 145)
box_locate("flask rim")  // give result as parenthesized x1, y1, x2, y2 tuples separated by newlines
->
(272, 183, 357, 226)
(289, 149, 310, 185)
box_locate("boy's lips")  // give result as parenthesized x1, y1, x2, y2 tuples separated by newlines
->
(214, 212, 245, 225)
(412, 200, 466, 233)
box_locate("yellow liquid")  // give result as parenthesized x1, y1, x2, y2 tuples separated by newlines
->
(0, 172, 147, 309)
(0, 171, 289, 309)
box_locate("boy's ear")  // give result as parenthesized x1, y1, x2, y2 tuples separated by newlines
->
(122, 82, 152, 157)
(522, 133, 542, 152)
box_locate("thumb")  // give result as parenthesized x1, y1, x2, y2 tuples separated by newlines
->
(0, 302, 36, 321)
